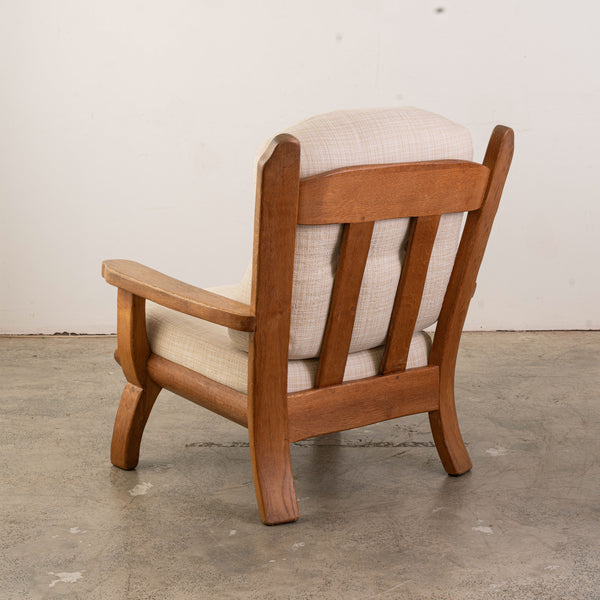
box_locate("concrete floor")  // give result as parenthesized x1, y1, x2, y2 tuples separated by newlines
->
(1, 332, 599, 599)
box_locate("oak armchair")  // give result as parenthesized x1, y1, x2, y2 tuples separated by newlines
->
(102, 108, 513, 525)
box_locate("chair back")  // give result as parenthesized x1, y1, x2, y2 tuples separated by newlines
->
(248, 108, 513, 395)
(231, 109, 473, 358)
(283, 108, 472, 361)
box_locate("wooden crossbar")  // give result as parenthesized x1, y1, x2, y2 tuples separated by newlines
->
(298, 160, 489, 225)
(288, 366, 440, 442)
(146, 354, 249, 427)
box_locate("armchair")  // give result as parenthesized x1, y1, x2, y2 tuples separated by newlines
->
(102, 108, 513, 524)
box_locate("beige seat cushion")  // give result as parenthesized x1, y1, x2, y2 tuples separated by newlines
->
(146, 301, 431, 394)
(227, 107, 472, 359)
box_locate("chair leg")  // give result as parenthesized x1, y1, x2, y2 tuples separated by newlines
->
(249, 430, 299, 525)
(111, 289, 161, 470)
(429, 372, 472, 476)
(111, 379, 161, 470)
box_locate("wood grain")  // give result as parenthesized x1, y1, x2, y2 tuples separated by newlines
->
(111, 380, 161, 470)
(380, 215, 440, 375)
(103, 260, 256, 332)
(429, 125, 514, 475)
(116, 289, 150, 388)
(288, 367, 439, 442)
(147, 354, 248, 427)
(315, 221, 374, 388)
(111, 289, 161, 470)
(298, 160, 489, 225)
(248, 135, 301, 524)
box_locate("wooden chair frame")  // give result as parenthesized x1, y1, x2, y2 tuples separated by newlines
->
(102, 125, 514, 525)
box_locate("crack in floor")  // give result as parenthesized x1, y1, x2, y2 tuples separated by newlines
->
(185, 440, 435, 448)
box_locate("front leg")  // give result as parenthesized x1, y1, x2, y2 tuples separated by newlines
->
(110, 289, 162, 470)
(111, 380, 161, 470)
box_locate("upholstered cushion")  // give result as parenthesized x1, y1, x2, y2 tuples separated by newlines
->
(146, 301, 431, 394)
(145, 107, 472, 393)
(227, 107, 472, 359)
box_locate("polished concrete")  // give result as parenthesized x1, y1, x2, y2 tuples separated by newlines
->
(1, 332, 599, 599)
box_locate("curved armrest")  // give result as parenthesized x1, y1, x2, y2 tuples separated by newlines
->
(102, 259, 256, 332)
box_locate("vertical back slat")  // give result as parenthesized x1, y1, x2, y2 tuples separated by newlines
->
(379, 214, 441, 375)
(315, 221, 375, 388)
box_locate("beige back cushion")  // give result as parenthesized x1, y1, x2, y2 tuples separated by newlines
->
(226, 107, 473, 360)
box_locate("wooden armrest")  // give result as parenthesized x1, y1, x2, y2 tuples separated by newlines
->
(102, 259, 256, 332)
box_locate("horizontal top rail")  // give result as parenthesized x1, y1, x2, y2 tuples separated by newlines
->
(297, 160, 490, 225)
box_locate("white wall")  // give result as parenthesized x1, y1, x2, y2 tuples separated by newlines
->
(1, 0, 599, 333)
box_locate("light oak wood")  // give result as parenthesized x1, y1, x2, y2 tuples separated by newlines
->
(380, 215, 440, 375)
(103, 260, 255, 332)
(248, 135, 300, 525)
(103, 123, 513, 524)
(298, 160, 489, 225)
(315, 221, 374, 388)
(288, 367, 439, 442)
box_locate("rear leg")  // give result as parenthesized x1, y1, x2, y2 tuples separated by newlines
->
(429, 372, 472, 475)
(249, 424, 299, 525)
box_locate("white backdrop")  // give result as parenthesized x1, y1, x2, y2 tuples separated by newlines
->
(1, 0, 599, 333)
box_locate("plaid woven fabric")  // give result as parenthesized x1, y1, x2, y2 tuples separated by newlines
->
(290, 107, 472, 178)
